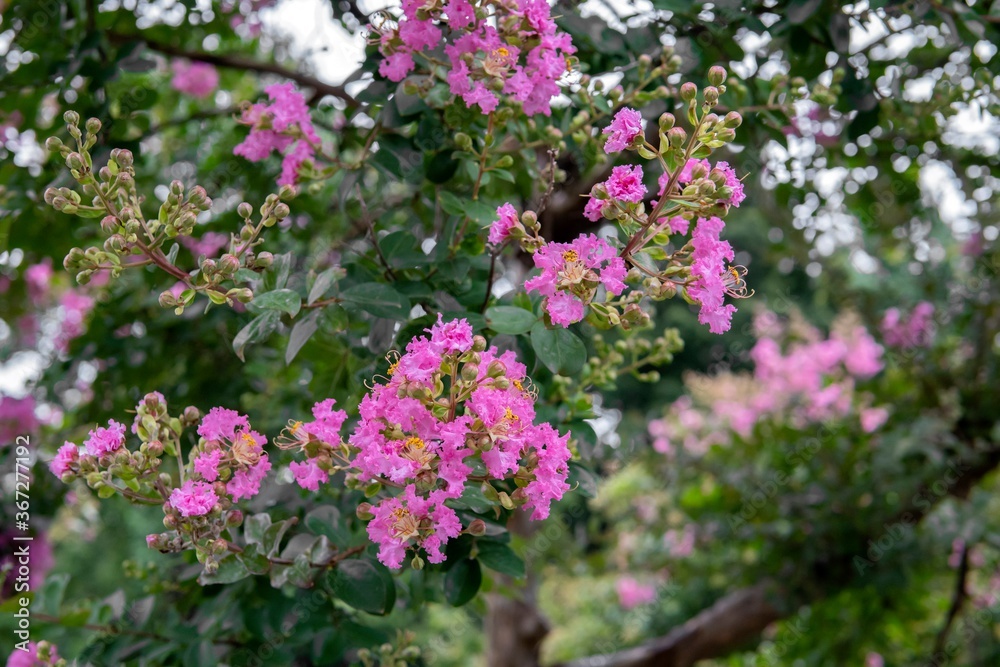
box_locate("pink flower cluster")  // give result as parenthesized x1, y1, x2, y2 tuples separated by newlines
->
(649, 312, 890, 455)
(881, 301, 935, 349)
(170, 60, 220, 99)
(346, 315, 571, 568)
(488, 203, 522, 245)
(84, 419, 126, 458)
(377, 0, 575, 116)
(280, 398, 349, 491)
(524, 234, 627, 327)
(234, 83, 320, 187)
(687, 216, 738, 334)
(166, 406, 273, 518)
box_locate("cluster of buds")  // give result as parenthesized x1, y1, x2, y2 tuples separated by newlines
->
(583, 328, 684, 389)
(49, 392, 185, 499)
(46, 111, 289, 314)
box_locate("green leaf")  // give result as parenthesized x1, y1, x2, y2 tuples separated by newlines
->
(304, 505, 351, 548)
(286, 311, 320, 364)
(486, 305, 537, 335)
(476, 541, 525, 578)
(198, 555, 250, 585)
(263, 518, 296, 558)
(340, 283, 411, 320)
(232, 311, 281, 362)
(308, 267, 342, 305)
(449, 484, 494, 513)
(530, 323, 586, 375)
(248, 288, 301, 317)
(240, 543, 271, 575)
(444, 558, 482, 606)
(244, 513, 272, 545)
(329, 559, 396, 615)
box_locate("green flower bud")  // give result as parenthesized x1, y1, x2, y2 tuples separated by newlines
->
(85, 117, 102, 135)
(680, 82, 697, 101)
(708, 66, 727, 86)
(237, 202, 253, 218)
(63, 110, 80, 126)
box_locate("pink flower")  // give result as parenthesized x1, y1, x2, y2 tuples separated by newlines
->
(523, 423, 571, 519)
(234, 83, 319, 187)
(0, 396, 39, 444)
(6, 642, 59, 667)
(583, 197, 605, 222)
(603, 108, 643, 153)
(525, 234, 627, 327)
(604, 164, 646, 203)
(429, 314, 474, 355)
(171, 60, 220, 99)
(713, 161, 745, 207)
(489, 203, 521, 245)
(49, 442, 79, 478)
(379, 51, 416, 82)
(289, 459, 329, 491)
(198, 407, 250, 443)
(615, 576, 656, 609)
(865, 652, 884, 667)
(302, 398, 348, 444)
(686, 217, 737, 334)
(84, 420, 126, 458)
(368, 488, 462, 568)
(675, 158, 710, 185)
(169, 480, 218, 517)
(882, 301, 935, 349)
(664, 525, 695, 558)
(193, 449, 224, 482)
(227, 453, 271, 501)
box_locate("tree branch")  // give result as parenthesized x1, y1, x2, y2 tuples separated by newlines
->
(106, 32, 359, 110)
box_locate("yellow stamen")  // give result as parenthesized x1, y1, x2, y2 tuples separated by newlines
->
(504, 407, 520, 422)
(562, 250, 579, 263)
(388, 361, 399, 376)
(391, 507, 420, 540)
(495, 47, 510, 58)
(405, 436, 425, 450)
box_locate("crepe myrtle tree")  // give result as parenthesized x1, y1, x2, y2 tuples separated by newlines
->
(0, 0, 998, 666)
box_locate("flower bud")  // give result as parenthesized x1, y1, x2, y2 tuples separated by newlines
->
(659, 113, 675, 130)
(273, 202, 290, 219)
(461, 363, 479, 382)
(708, 66, 727, 86)
(724, 111, 743, 129)
(227, 510, 244, 527)
(703, 86, 719, 105)
(254, 251, 273, 269)
(232, 288, 254, 303)
(63, 110, 80, 126)
(667, 127, 687, 147)
(200, 258, 217, 275)
(237, 202, 253, 219)
(411, 555, 425, 570)
(356, 502, 374, 520)
(182, 406, 201, 425)
(169, 180, 184, 196)
(495, 155, 514, 169)
(467, 519, 486, 536)
(85, 117, 102, 135)
(679, 82, 697, 101)
(218, 253, 241, 275)
(146, 440, 164, 457)
(472, 335, 488, 352)
(66, 152, 85, 171)
(454, 133, 473, 151)
(45, 136, 63, 152)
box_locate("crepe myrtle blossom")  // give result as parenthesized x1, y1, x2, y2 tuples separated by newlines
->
(276, 398, 349, 491)
(686, 216, 745, 334)
(330, 315, 571, 568)
(233, 83, 320, 187)
(525, 235, 627, 327)
(603, 107, 644, 153)
(49, 442, 79, 479)
(6, 641, 60, 667)
(168, 480, 219, 517)
(661, 159, 745, 208)
(616, 576, 656, 609)
(488, 203, 524, 245)
(192, 407, 272, 501)
(84, 419, 126, 458)
(604, 164, 646, 203)
(376, 0, 576, 116)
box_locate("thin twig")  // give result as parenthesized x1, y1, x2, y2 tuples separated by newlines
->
(933, 542, 970, 654)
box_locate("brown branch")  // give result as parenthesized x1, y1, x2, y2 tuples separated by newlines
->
(933, 542, 969, 655)
(106, 32, 359, 110)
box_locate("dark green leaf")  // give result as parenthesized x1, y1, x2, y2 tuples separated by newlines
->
(486, 305, 537, 335)
(232, 311, 281, 361)
(329, 559, 396, 615)
(530, 323, 586, 375)
(444, 558, 482, 606)
(341, 283, 411, 320)
(286, 311, 320, 364)
(476, 541, 525, 578)
(198, 555, 250, 585)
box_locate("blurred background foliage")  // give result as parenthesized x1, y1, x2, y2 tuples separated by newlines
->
(1, 0, 999, 665)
